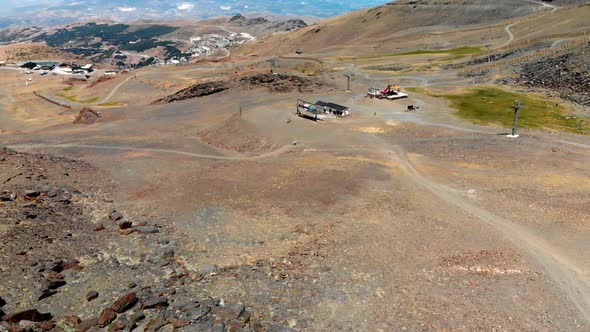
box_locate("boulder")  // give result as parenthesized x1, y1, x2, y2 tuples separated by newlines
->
(86, 291, 99, 302)
(97, 308, 116, 327)
(3, 309, 53, 323)
(112, 292, 137, 313)
(142, 297, 168, 310)
(108, 211, 123, 221)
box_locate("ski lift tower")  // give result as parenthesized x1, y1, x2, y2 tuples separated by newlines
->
(344, 74, 352, 92)
(507, 99, 522, 138)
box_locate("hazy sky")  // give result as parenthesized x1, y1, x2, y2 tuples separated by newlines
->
(0, 0, 389, 27)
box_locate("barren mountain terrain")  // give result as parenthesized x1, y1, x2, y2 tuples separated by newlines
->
(1, 0, 590, 331)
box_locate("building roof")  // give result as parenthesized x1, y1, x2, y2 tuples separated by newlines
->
(315, 101, 349, 111)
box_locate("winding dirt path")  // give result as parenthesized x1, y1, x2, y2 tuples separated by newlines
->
(527, 0, 559, 13)
(7, 143, 293, 161)
(497, 22, 520, 49)
(389, 145, 590, 322)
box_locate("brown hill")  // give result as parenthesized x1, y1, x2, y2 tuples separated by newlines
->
(233, 0, 562, 57)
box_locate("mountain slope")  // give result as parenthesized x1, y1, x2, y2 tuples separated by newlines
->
(234, 0, 557, 57)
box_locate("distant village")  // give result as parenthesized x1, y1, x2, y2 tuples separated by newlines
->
(188, 32, 255, 57)
(0, 31, 257, 81)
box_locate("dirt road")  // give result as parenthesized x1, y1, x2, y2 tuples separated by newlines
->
(7, 143, 293, 160)
(389, 145, 590, 321)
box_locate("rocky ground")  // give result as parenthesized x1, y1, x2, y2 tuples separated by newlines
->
(0, 146, 293, 332)
(499, 42, 590, 106)
(154, 74, 328, 104)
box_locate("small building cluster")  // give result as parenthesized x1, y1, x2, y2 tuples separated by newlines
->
(19, 61, 94, 76)
(188, 33, 254, 57)
(296, 99, 350, 120)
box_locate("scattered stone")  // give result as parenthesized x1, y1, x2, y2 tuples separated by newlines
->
(134, 226, 159, 234)
(129, 311, 145, 324)
(38, 289, 57, 301)
(3, 309, 53, 323)
(24, 190, 39, 198)
(97, 308, 116, 327)
(212, 303, 244, 321)
(128, 282, 137, 289)
(0, 296, 5, 307)
(108, 211, 123, 221)
(77, 317, 98, 332)
(229, 319, 245, 332)
(86, 291, 99, 302)
(44, 260, 64, 273)
(112, 292, 138, 313)
(142, 297, 169, 310)
(73, 107, 101, 125)
(93, 224, 105, 232)
(171, 318, 190, 328)
(108, 316, 129, 331)
(210, 323, 225, 332)
(62, 315, 81, 328)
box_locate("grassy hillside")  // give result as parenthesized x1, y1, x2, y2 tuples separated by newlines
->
(441, 88, 589, 134)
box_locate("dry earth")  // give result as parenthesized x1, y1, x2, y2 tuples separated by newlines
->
(1, 1, 590, 331)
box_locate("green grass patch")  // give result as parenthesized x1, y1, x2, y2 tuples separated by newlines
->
(396, 46, 483, 56)
(334, 46, 483, 62)
(62, 85, 73, 91)
(405, 87, 428, 94)
(437, 87, 589, 134)
(97, 101, 127, 107)
(56, 92, 99, 104)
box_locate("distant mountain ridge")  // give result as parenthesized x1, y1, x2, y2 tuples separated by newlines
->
(0, 0, 386, 28)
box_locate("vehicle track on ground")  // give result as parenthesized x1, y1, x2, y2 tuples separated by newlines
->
(497, 22, 520, 49)
(389, 145, 590, 322)
(7, 143, 293, 161)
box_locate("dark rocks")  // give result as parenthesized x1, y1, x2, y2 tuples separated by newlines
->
(39, 272, 66, 300)
(134, 226, 159, 234)
(23, 190, 39, 198)
(93, 224, 105, 231)
(108, 316, 129, 331)
(108, 211, 123, 221)
(97, 308, 116, 327)
(508, 43, 590, 106)
(118, 221, 132, 230)
(38, 289, 57, 301)
(44, 259, 64, 273)
(73, 107, 101, 125)
(77, 317, 98, 332)
(155, 74, 325, 104)
(0, 296, 5, 307)
(154, 81, 227, 104)
(142, 297, 169, 310)
(3, 309, 53, 323)
(86, 291, 99, 302)
(111, 292, 138, 313)
(212, 303, 244, 321)
(129, 311, 145, 324)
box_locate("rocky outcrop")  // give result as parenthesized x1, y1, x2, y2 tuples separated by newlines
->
(0, 146, 294, 331)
